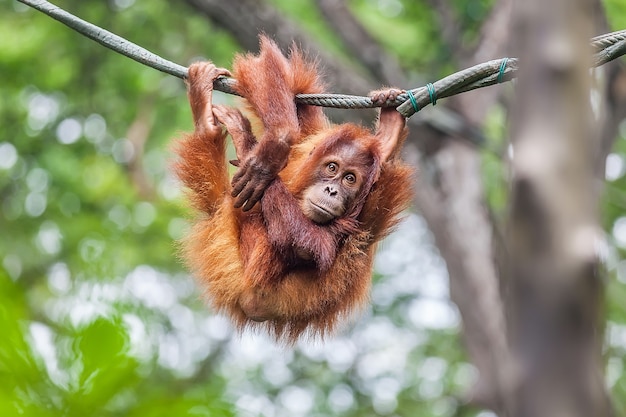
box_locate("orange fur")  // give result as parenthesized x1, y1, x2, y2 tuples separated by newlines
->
(174, 36, 414, 343)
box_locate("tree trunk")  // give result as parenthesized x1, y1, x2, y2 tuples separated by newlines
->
(506, 0, 610, 415)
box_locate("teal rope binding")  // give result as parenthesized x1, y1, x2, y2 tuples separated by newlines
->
(16, 0, 626, 118)
(426, 83, 437, 106)
(406, 90, 419, 113)
(497, 58, 509, 83)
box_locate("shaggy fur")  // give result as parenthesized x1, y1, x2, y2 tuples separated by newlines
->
(174, 36, 414, 343)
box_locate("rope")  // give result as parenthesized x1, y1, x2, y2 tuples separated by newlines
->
(17, 0, 626, 118)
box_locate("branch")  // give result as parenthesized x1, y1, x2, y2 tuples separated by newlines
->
(455, 0, 512, 125)
(17, 0, 626, 117)
(406, 1, 513, 411)
(423, 0, 467, 63)
(314, 0, 406, 86)
(406, 140, 512, 411)
(182, 0, 373, 97)
(17, 0, 189, 79)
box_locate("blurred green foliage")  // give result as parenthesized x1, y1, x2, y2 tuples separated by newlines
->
(1, 0, 626, 416)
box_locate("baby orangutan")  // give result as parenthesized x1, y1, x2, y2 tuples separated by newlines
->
(174, 36, 413, 343)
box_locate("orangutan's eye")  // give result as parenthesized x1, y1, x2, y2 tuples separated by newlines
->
(344, 173, 356, 184)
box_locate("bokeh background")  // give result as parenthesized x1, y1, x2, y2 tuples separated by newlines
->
(2, 0, 626, 416)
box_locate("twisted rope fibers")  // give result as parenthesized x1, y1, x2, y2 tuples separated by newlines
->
(17, 0, 626, 118)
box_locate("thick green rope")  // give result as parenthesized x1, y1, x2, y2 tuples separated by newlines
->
(17, 0, 626, 118)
